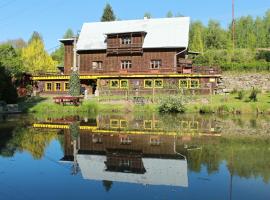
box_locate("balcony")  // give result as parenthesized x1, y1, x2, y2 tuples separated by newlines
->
(107, 43, 143, 55)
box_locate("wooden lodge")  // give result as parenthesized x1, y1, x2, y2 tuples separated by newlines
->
(32, 17, 221, 96)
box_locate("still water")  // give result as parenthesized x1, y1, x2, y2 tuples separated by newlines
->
(0, 113, 269, 200)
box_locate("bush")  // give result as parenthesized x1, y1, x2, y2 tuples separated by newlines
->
(158, 96, 186, 113)
(199, 105, 214, 114)
(249, 88, 259, 102)
(217, 105, 230, 113)
(237, 90, 245, 100)
(0, 66, 18, 103)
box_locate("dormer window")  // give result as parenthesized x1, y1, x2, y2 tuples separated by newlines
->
(121, 36, 131, 45)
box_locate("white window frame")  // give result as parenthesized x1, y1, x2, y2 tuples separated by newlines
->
(121, 36, 132, 45)
(150, 60, 162, 69)
(121, 60, 132, 69)
(92, 61, 102, 69)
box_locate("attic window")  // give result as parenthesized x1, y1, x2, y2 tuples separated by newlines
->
(121, 36, 131, 45)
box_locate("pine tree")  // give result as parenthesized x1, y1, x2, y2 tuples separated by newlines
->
(166, 11, 173, 18)
(101, 3, 116, 22)
(144, 12, 151, 19)
(69, 70, 81, 96)
(28, 31, 43, 44)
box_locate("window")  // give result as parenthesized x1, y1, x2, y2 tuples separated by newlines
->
(45, 82, 52, 91)
(154, 79, 163, 88)
(150, 60, 162, 69)
(110, 80, 119, 88)
(144, 79, 163, 88)
(54, 82, 61, 91)
(121, 36, 131, 45)
(120, 135, 131, 144)
(144, 120, 152, 129)
(190, 79, 200, 88)
(121, 60, 132, 69)
(144, 79, 153, 88)
(64, 82, 69, 91)
(120, 120, 128, 128)
(150, 136, 161, 146)
(179, 80, 188, 88)
(190, 121, 199, 130)
(110, 119, 119, 128)
(92, 61, 102, 69)
(120, 80, 129, 88)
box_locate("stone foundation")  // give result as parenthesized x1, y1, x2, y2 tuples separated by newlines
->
(217, 73, 270, 93)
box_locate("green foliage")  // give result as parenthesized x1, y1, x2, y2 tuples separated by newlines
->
(144, 12, 152, 19)
(189, 9, 270, 71)
(69, 122, 79, 140)
(101, 3, 116, 22)
(193, 49, 270, 71)
(158, 96, 186, 113)
(204, 20, 229, 49)
(51, 28, 74, 65)
(28, 31, 43, 44)
(189, 21, 204, 52)
(166, 11, 173, 18)
(69, 70, 81, 96)
(0, 66, 18, 103)
(249, 88, 259, 102)
(21, 36, 57, 75)
(199, 105, 214, 114)
(237, 90, 245, 100)
(0, 44, 23, 76)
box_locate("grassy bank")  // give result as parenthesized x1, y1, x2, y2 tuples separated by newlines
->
(20, 91, 270, 116)
(186, 92, 270, 114)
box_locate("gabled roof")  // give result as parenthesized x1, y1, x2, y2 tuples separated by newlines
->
(77, 154, 188, 187)
(76, 17, 190, 51)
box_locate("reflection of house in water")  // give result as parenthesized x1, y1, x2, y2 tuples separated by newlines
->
(63, 130, 188, 187)
(33, 115, 221, 187)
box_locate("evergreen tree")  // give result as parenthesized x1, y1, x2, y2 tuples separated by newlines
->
(28, 31, 43, 44)
(144, 12, 152, 19)
(166, 11, 173, 18)
(101, 3, 116, 22)
(69, 70, 81, 96)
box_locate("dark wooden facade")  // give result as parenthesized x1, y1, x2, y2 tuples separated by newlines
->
(34, 28, 221, 96)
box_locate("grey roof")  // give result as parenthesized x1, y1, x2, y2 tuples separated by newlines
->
(77, 154, 188, 187)
(76, 17, 190, 51)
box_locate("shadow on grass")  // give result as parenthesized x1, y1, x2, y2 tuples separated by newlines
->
(18, 96, 47, 113)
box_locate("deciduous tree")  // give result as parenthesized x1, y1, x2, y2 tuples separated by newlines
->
(21, 37, 57, 75)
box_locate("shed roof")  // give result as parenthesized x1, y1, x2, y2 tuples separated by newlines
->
(76, 17, 190, 51)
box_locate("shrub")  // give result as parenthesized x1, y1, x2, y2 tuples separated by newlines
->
(158, 96, 186, 113)
(237, 90, 245, 100)
(199, 105, 214, 114)
(249, 88, 259, 102)
(217, 105, 230, 113)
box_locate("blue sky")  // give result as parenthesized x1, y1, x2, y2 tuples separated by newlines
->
(0, 0, 269, 51)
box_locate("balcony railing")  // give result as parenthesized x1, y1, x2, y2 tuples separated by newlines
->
(107, 43, 143, 55)
(177, 65, 221, 75)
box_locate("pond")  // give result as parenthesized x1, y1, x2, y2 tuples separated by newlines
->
(0, 113, 270, 200)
